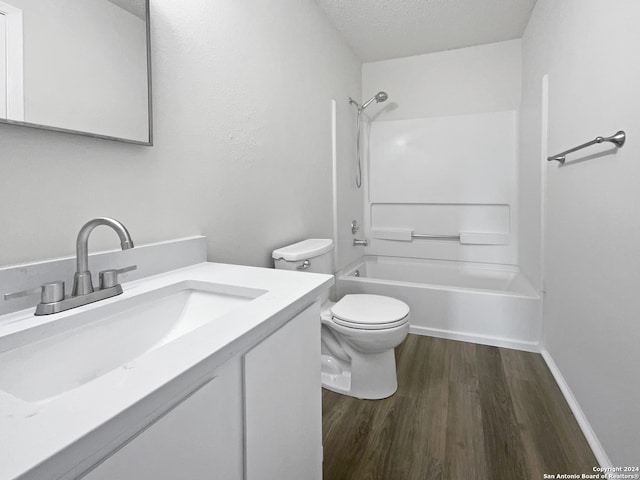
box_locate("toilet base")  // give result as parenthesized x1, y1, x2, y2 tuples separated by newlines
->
(321, 355, 351, 395)
(320, 350, 399, 400)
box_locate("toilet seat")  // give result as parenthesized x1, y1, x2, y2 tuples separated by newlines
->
(330, 294, 409, 331)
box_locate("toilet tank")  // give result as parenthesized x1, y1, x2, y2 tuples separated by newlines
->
(272, 239, 334, 274)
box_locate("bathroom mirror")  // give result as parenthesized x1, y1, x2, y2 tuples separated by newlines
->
(0, 0, 152, 145)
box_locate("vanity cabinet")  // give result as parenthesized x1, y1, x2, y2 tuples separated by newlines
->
(244, 302, 322, 480)
(81, 302, 322, 480)
(82, 357, 244, 480)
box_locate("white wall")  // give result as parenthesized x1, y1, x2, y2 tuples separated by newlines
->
(521, 0, 640, 465)
(361, 40, 521, 265)
(362, 39, 521, 121)
(0, 13, 6, 118)
(11, 0, 149, 141)
(0, 0, 360, 269)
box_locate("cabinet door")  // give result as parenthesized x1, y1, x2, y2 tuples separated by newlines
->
(82, 357, 243, 480)
(244, 302, 322, 480)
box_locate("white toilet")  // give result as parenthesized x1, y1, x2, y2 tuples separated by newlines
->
(272, 239, 410, 400)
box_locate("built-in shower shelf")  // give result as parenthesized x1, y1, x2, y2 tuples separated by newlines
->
(371, 229, 509, 245)
(459, 232, 509, 245)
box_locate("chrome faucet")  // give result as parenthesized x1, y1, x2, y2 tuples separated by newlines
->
(4, 217, 137, 315)
(73, 217, 134, 296)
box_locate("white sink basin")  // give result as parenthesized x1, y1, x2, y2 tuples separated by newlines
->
(0, 281, 265, 403)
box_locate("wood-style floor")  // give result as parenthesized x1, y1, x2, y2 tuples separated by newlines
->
(322, 334, 597, 480)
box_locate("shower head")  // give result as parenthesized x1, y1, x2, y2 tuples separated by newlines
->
(375, 91, 388, 102)
(360, 91, 389, 111)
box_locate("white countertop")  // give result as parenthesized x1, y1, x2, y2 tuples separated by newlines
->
(0, 262, 333, 480)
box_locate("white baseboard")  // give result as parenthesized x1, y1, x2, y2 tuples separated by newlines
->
(540, 350, 611, 467)
(409, 325, 540, 353)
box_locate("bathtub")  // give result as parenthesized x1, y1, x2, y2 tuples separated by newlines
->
(336, 256, 541, 352)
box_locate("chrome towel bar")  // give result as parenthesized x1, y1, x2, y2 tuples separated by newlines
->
(547, 130, 626, 164)
(411, 233, 460, 240)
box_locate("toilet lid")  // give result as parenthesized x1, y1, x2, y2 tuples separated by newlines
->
(331, 294, 409, 330)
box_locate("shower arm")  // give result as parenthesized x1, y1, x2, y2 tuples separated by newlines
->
(359, 97, 376, 111)
(349, 92, 387, 114)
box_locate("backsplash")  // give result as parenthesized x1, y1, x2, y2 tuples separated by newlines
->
(0, 236, 207, 317)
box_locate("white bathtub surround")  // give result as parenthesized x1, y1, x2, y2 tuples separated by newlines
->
(352, 41, 523, 273)
(0, 262, 333, 480)
(0, 236, 207, 317)
(520, 0, 640, 465)
(364, 110, 518, 265)
(337, 256, 541, 352)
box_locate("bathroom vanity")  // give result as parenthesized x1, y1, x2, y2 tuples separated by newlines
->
(0, 260, 332, 480)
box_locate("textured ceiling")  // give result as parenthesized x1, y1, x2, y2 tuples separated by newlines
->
(314, 0, 537, 62)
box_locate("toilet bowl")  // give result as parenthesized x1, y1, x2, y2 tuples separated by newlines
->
(320, 294, 409, 399)
(272, 239, 410, 400)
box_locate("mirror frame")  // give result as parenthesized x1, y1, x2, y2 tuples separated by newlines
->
(0, 0, 153, 146)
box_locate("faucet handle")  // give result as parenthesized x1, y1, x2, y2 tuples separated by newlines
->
(4, 281, 65, 304)
(99, 265, 137, 289)
(116, 265, 138, 275)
